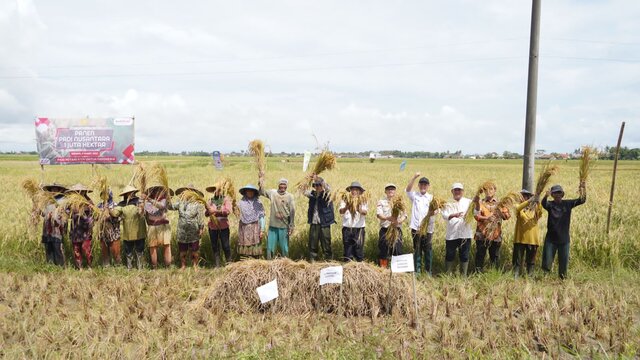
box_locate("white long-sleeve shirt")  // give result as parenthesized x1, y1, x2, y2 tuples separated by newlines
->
(441, 197, 473, 240)
(406, 191, 435, 233)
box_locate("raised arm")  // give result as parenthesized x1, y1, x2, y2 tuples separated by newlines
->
(405, 172, 420, 193)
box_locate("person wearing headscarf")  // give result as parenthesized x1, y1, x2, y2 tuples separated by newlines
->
(40, 183, 68, 266)
(66, 184, 95, 269)
(236, 184, 266, 258)
(170, 184, 206, 270)
(97, 189, 121, 266)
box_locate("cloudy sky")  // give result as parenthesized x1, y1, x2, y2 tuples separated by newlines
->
(0, 0, 638, 154)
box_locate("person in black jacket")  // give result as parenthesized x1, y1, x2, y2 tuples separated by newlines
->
(305, 176, 335, 261)
(541, 182, 586, 279)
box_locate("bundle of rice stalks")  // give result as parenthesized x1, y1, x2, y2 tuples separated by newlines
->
(131, 162, 147, 193)
(21, 178, 55, 226)
(248, 139, 266, 177)
(147, 163, 171, 198)
(295, 150, 337, 193)
(385, 195, 406, 247)
(483, 191, 524, 237)
(91, 175, 109, 205)
(418, 196, 446, 236)
(332, 189, 371, 216)
(579, 146, 597, 184)
(535, 162, 559, 197)
(464, 181, 496, 224)
(200, 258, 414, 318)
(215, 176, 239, 216)
(64, 192, 99, 218)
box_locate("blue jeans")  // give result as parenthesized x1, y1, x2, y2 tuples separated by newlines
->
(541, 240, 570, 279)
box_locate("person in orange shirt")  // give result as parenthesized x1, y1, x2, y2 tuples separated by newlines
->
(472, 182, 510, 272)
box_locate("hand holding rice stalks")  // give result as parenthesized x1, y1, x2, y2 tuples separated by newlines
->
(483, 191, 523, 238)
(21, 178, 55, 226)
(527, 162, 559, 210)
(418, 196, 446, 236)
(147, 163, 171, 199)
(248, 139, 266, 178)
(385, 195, 406, 247)
(332, 189, 371, 216)
(464, 181, 496, 225)
(178, 189, 213, 224)
(214, 176, 240, 216)
(64, 192, 99, 219)
(579, 146, 596, 198)
(295, 150, 337, 193)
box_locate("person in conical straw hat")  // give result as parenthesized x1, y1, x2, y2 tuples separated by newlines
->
(169, 184, 206, 270)
(40, 183, 68, 266)
(97, 189, 121, 267)
(236, 184, 265, 258)
(140, 181, 173, 269)
(339, 181, 368, 262)
(110, 185, 147, 270)
(205, 183, 233, 267)
(65, 183, 94, 269)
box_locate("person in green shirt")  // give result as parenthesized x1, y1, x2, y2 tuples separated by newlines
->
(110, 185, 147, 270)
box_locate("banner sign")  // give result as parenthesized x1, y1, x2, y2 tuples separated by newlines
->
(391, 254, 415, 273)
(35, 117, 135, 165)
(212, 151, 223, 170)
(256, 279, 279, 304)
(319, 266, 343, 285)
(303, 151, 311, 172)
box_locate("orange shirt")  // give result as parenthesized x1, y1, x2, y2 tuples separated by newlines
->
(474, 197, 511, 241)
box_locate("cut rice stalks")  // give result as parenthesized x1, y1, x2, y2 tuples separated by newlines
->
(21, 178, 55, 227)
(464, 180, 496, 225)
(248, 139, 266, 177)
(214, 176, 240, 216)
(579, 146, 597, 198)
(332, 189, 371, 217)
(483, 191, 523, 238)
(418, 196, 446, 236)
(385, 195, 406, 248)
(147, 162, 171, 199)
(527, 162, 559, 210)
(131, 162, 147, 194)
(296, 150, 337, 193)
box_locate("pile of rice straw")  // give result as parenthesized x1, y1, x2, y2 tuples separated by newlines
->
(296, 150, 337, 193)
(418, 196, 446, 236)
(385, 195, 406, 247)
(248, 139, 266, 177)
(201, 258, 414, 317)
(464, 180, 496, 224)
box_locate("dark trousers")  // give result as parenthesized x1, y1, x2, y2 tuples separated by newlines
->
(445, 238, 471, 263)
(411, 230, 433, 274)
(512, 243, 538, 275)
(378, 227, 403, 260)
(43, 240, 65, 266)
(309, 224, 332, 260)
(123, 239, 145, 269)
(541, 240, 570, 279)
(209, 228, 231, 263)
(475, 239, 502, 271)
(342, 227, 365, 262)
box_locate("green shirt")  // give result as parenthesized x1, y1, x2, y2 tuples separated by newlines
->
(259, 188, 295, 229)
(111, 201, 147, 241)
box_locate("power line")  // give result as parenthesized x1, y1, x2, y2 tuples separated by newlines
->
(545, 37, 640, 46)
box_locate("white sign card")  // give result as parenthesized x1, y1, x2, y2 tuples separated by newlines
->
(319, 266, 344, 285)
(303, 151, 311, 171)
(391, 254, 415, 273)
(256, 279, 279, 304)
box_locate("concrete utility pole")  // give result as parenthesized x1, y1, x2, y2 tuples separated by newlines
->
(522, 0, 541, 191)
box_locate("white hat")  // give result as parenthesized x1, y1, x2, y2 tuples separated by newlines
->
(451, 182, 464, 190)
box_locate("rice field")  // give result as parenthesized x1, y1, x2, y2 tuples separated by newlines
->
(1, 154, 639, 358)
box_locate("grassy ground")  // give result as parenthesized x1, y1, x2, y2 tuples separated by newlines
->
(1, 155, 639, 358)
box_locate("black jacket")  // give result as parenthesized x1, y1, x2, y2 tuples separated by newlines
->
(307, 191, 336, 227)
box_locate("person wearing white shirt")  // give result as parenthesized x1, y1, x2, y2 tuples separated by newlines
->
(405, 172, 436, 275)
(339, 181, 368, 262)
(441, 182, 473, 276)
(376, 183, 407, 268)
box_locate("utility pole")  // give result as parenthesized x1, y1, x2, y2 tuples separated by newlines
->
(522, 0, 541, 191)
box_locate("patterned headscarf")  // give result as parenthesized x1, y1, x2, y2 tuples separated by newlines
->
(238, 196, 265, 224)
